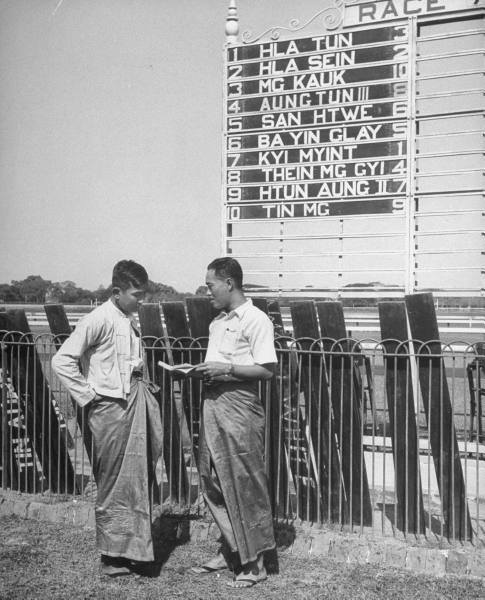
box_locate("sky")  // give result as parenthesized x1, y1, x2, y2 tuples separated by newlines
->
(0, 0, 323, 293)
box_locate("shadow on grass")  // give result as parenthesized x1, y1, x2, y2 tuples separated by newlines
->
(138, 514, 192, 576)
(148, 516, 296, 577)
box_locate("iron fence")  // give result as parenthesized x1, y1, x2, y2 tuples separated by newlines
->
(1, 330, 484, 547)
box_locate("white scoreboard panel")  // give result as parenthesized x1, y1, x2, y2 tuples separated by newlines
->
(223, 1, 484, 297)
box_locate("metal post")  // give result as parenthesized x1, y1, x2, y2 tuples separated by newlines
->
(1, 343, 8, 490)
(222, 0, 239, 257)
(405, 16, 418, 294)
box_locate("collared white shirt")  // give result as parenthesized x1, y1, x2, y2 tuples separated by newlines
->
(52, 299, 143, 407)
(205, 299, 277, 365)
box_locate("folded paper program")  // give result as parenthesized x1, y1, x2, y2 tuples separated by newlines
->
(157, 361, 199, 376)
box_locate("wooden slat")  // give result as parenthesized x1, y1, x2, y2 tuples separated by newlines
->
(139, 303, 189, 505)
(0, 312, 34, 491)
(44, 304, 92, 463)
(266, 298, 289, 513)
(263, 337, 289, 517)
(252, 297, 288, 515)
(378, 301, 425, 534)
(185, 297, 216, 339)
(251, 297, 269, 314)
(183, 297, 214, 466)
(316, 301, 372, 526)
(290, 300, 344, 522)
(3, 309, 75, 493)
(405, 293, 472, 540)
(44, 304, 72, 336)
(138, 303, 164, 339)
(162, 302, 190, 339)
(267, 300, 286, 337)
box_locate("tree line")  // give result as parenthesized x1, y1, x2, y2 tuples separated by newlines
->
(0, 275, 205, 305)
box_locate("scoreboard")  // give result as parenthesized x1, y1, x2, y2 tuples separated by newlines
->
(226, 25, 409, 221)
(223, 0, 484, 297)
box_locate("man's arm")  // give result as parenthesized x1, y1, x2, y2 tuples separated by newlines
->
(51, 317, 102, 407)
(195, 361, 274, 382)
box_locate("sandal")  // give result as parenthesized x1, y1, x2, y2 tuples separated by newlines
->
(190, 553, 228, 575)
(226, 566, 267, 588)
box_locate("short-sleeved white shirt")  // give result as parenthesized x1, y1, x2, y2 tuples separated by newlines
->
(205, 299, 277, 365)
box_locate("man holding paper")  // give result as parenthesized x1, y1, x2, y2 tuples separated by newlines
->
(192, 257, 277, 589)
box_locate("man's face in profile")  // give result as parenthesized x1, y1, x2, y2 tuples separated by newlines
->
(205, 269, 230, 311)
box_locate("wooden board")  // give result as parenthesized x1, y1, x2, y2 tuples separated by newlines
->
(405, 293, 472, 540)
(267, 300, 285, 334)
(251, 297, 269, 314)
(165, 299, 211, 447)
(162, 302, 190, 339)
(250, 298, 288, 515)
(185, 297, 217, 339)
(44, 304, 72, 336)
(1, 309, 75, 493)
(290, 300, 344, 522)
(0, 312, 40, 492)
(378, 301, 425, 534)
(44, 304, 92, 463)
(316, 301, 372, 526)
(139, 303, 189, 505)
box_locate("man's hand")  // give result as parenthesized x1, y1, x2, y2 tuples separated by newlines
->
(195, 362, 232, 382)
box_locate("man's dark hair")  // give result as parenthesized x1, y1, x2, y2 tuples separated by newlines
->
(207, 257, 243, 289)
(112, 260, 149, 290)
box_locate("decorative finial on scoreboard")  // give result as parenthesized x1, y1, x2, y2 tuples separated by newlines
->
(225, 0, 239, 44)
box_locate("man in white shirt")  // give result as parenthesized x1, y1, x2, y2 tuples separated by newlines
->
(192, 257, 277, 589)
(52, 260, 162, 577)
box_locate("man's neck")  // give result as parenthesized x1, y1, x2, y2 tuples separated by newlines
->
(110, 296, 132, 317)
(226, 291, 247, 313)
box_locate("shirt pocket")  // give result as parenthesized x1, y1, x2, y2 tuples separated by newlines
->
(218, 326, 239, 357)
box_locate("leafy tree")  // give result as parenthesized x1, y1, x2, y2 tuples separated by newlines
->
(146, 281, 188, 302)
(11, 275, 52, 303)
(93, 285, 111, 303)
(0, 283, 22, 303)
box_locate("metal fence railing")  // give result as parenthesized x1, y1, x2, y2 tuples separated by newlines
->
(1, 330, 484, 546)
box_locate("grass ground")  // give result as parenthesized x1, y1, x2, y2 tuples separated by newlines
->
(1, 516, 484, 600)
